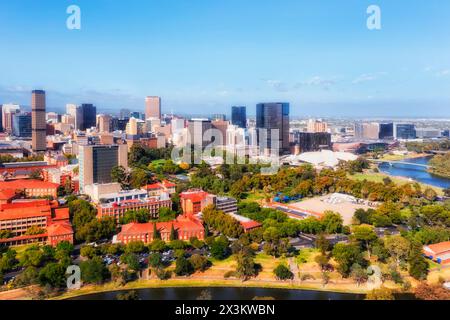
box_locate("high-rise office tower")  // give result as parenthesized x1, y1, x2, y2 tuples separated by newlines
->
(97, 114, 112, 133)
(32, 90, 46, 152)
(231, 106, 246, 129)
(379, 123, 394, 140)
(188, 119, 212, 149)
(354, 122, 380, 140)
(394, 123, 416, 140)
(78, 144, 128, 193)
(66, 104, 82, 130)
(81, 104, 97, 130)
(145, 96, 161, 120)
(256, 103, 290, 155)
(2, 104, 21, 133)
(12, 112, 32, 137)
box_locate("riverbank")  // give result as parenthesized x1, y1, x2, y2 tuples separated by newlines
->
(52, 278, 372, 300)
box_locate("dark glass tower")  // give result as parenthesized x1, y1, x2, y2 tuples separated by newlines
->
(81, 104, 97, 130)
(256, 103, 290, 155)
(379, 123, 394, 140)
(231, 106, 246, 128)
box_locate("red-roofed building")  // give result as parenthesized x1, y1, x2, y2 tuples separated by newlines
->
(424, 241, 450, 265)
(97, 197, 172, 222)
(179, 189, 210, 215)
(0, 199, 73, 247)
(116, 214, 205, 244)
(142, 180, 176, 197)
(0, 189, 19, 205)
(0, 179, 59, 198)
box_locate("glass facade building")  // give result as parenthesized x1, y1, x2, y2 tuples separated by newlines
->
(256, 103, 290, 154)
(231, 106, 246, 129)
(394, 123, 416, 140)
(81, 104, 97, 130)
(379, 123, 394, 140)
(12, 113, 32, 137)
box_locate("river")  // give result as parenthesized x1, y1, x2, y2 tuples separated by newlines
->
(68, 287, 415, 300)
(378, 156, 450, 189)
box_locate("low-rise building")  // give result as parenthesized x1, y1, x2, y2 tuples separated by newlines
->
(0, 199, 73, 247)
(0, 179, 59, 198)
(142, 180, 177, 197)
(423, 241, 450, 265)
(97, 195, 172, 222)
(115, 214, 205, 244)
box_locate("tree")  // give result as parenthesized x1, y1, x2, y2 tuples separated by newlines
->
(366, 287, 395, 300)
(175, 256, 194, 276)
(122, 253, 141, 272)
(148, 253, 162, 268)
(38, 263, 66, 288)
(169, 224, 177, 241)
(315, 254, 331, 271)
(149, 239, 166, 252)
(125, 241, 146, 254)
(273, 264, 294, 281)
(350, 263, 368, 286)
(14, 266, 39, 286)
(408, 242, 429, 280)
(315, 234, 331, 254)
(235, 248, 258, 281)
(332, 243, 365, 277)
(152, 223, 161, 240)
(320, 211, 344, 234)
(19, 247, 45, 267)
(384, 235, 410, 267)
(189, 254, 210, 272)
(111, 166, 130, 190)
(352, 225, 378, 259)
(158, 207, 177, 222)
(210, 236, 229, 260)
(80, 246, 98, 259)
(130, 168, 151, 189)
(80, 256, 109, 284)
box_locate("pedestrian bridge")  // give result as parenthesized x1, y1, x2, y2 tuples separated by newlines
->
(369, 159, 431, 169)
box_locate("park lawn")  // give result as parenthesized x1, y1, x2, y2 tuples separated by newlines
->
(241, 191, 267, 203)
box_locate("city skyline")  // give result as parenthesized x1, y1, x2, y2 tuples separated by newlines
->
(1, 1, 450, 117)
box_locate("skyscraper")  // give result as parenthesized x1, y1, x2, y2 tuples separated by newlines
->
(379, 123, 394, 140)
(78, 144, 128, 193)
(12, 112, 32, 137)
(145, 96, 161, 120)
(32, 90, 46, 152)
(188, 119, 212, 149)
(231, 106, 246, 129)
(2, 104, 21, 133)
(97, 114, 112, 133)
(256, 103, 290, 155)
(394, 123, 416, 140)
(81, 104, 97, 130)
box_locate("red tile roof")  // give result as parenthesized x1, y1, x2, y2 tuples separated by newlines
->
(47, 222, 73, 237)
(180, 190, 209, 203)
(424, 241, 450, 255)
(240, 220, 262, 231)
(0, 179, 59, 190)
(118, 215, 204, 240)
(0, 189, 18, 200)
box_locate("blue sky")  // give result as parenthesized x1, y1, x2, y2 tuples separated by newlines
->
(1, 0, 450, 117)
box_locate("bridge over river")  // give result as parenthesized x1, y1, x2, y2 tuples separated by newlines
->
(369, 159, 431, 169)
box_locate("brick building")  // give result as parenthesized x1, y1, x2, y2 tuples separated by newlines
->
(97, 196, 172, 222)
(0, 179, 59, 198)
(0, 200, 73, 247)
(115, 214, 205, 244)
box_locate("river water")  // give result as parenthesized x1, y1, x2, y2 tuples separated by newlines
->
(378, 156, 450, 189)
(68, 287, 416, 300)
